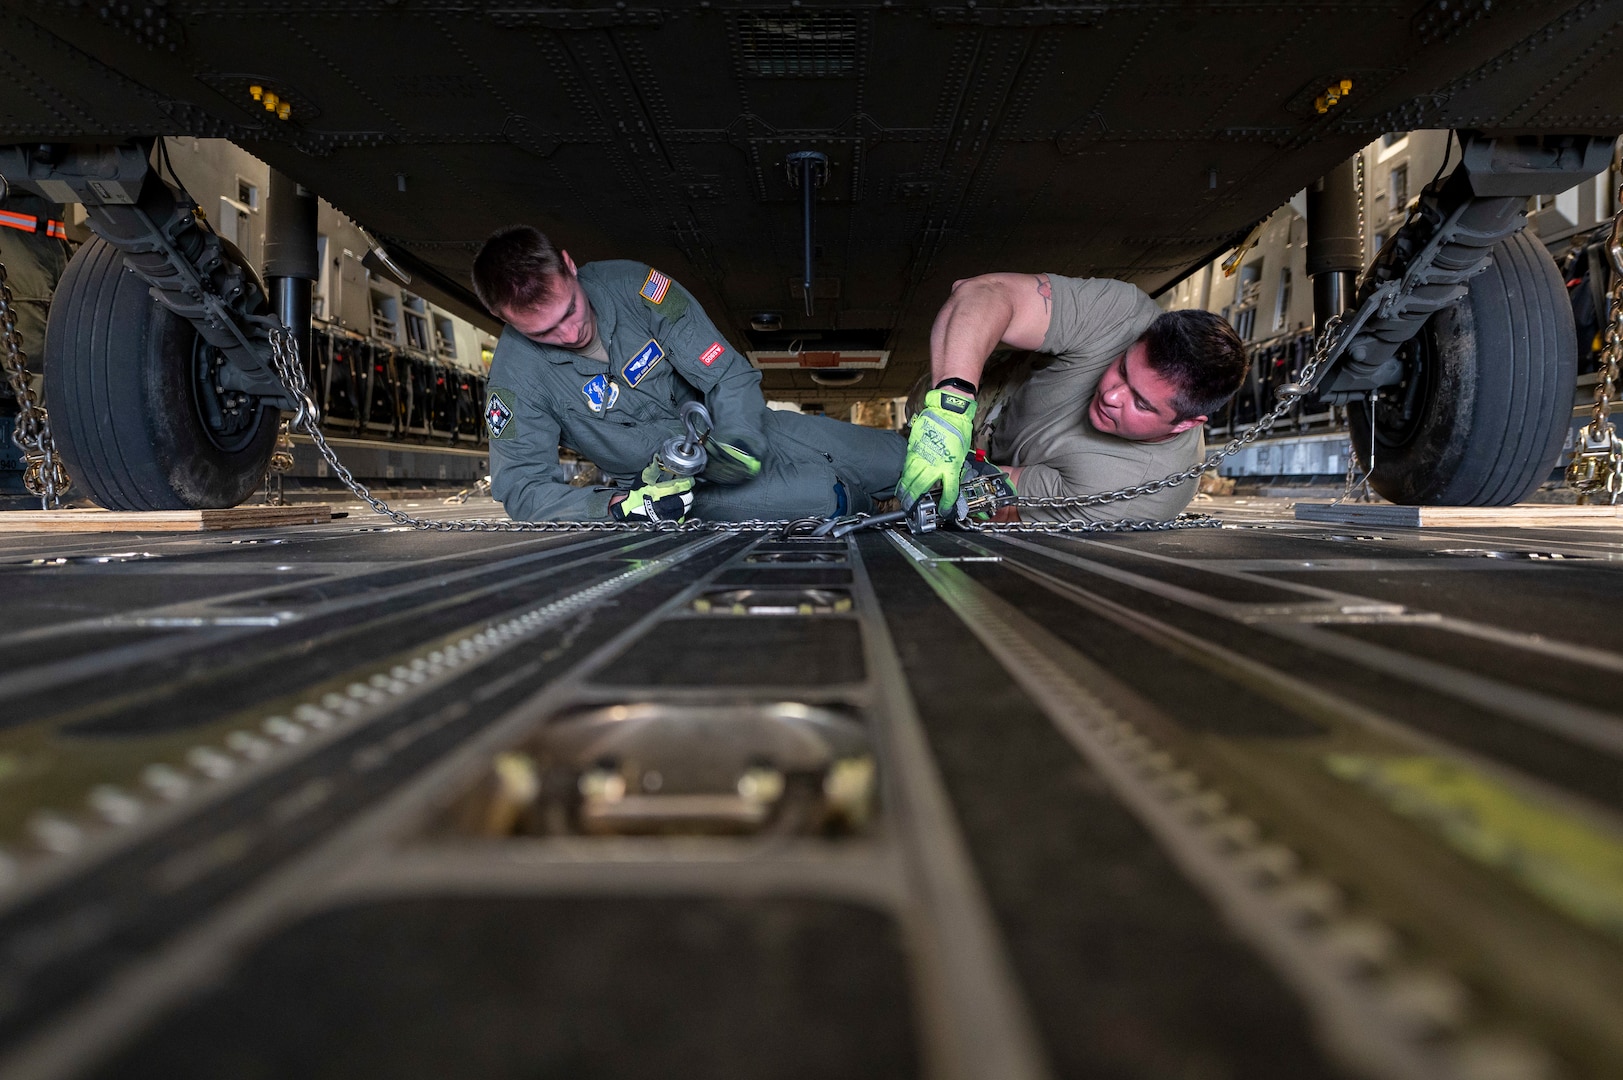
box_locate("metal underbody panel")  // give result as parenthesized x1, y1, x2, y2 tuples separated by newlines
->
(3, 2, 1622, 399)
(0, 499, 1619, 1079)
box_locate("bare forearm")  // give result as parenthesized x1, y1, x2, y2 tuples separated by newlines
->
(928, 273, 1054, 388)
(929, 280, 1014, 387)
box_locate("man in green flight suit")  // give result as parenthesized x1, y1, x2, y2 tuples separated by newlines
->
(471, 226, 905, 523)
(0, 191, 71, 404)
(1, 192, 70, 500)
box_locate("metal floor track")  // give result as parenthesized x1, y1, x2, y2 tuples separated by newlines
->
(0, 498, 1618, 1080)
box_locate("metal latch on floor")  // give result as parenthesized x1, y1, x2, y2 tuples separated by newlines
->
(0, 257, 70, 508)
(1566, 151, 1623, 505)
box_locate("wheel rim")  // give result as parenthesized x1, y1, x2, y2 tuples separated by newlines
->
(191, 337, 265, 453)
(1361, 331, 1438, 453)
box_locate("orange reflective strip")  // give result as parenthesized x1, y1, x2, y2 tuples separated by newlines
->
(45, 220, 66, 239)
(0, 209, 39, 232)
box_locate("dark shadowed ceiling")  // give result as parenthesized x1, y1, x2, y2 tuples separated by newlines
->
(2, 1, 1621, 402)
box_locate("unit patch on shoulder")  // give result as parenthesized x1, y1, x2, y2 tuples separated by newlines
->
(639, 268, 671, 304)
(622, 339, 665, 387)
(698, 341, 725, 367)
(486, 388, 517, 440)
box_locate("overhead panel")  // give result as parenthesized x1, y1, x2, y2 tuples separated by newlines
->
(736, 10, 860, 78)
(748, 349, 889, 372)
(731, 10, 865, 127)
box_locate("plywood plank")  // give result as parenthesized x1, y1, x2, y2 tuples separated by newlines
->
(0, 505, 335, 533)
(1294, 502, 1623, 528)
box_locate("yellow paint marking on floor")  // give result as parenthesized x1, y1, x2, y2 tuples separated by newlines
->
(1325, 754, 1623, 939)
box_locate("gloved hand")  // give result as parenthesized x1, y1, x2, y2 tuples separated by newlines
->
(899, 387, 976, 511)
(610, 474, 696, 523)
(702, 436, 764, 485)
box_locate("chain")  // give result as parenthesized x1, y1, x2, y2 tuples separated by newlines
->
(1355, 148, 1366, 264)
(443, 476, 492, 505)
(269, 419, 295, 475)
(265, 327, 1230, 535)
(963, 513, 1221, 534)
(1010, 310, 1361, 513)
(1330, 389, 1377, 507)
(267, 327, 788, 533)
(0, 258, 69, 507)
(259, 418, 295, 506)
(1565, 144, 1623, 504)
(1011, 149, 1372, 517)
(266, 327, 1220, 536)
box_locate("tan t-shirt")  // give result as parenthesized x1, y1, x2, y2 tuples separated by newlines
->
(979, 275, 1202, 524)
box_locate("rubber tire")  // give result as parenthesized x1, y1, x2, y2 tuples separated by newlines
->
(42, 237, 278, 510)
(1350, 228, 1577, 506)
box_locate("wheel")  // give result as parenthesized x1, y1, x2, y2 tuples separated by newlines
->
(42, 237, 279, 510)
(1349, 228, 1578, 506)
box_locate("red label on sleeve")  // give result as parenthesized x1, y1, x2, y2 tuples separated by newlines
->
(699, 342, 725, 367)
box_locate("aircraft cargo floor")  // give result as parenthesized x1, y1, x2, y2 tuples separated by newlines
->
(0, 497, 1618, 1080)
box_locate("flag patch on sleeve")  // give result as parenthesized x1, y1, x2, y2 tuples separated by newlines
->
(486, 388, 516, 440)
(622, 339, 665, 386)
(639, 268, 671, 304)
(699, 341, 725, 367)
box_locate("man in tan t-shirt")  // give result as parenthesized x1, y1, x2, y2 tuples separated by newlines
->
(898, 273, 1248, 524)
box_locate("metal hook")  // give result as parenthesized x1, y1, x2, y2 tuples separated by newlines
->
(679, 399, 712, 451)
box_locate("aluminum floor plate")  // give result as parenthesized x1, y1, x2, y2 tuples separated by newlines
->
(0, 496, 1618, 1080)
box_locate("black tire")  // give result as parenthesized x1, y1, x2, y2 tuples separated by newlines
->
(1349, 228, 1577, 506)
(43, 237, 279, 510)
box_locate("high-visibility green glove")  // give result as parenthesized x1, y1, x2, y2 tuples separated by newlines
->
(702, 437, 763, 485)
(900, 387, 976, 511)
(610, 474, 696, 523)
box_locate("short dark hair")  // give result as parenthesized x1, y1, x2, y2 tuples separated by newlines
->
(1139, 310, 1249, 421)
(471, 225, 567, 315)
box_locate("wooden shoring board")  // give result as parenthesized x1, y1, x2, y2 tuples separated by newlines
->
(1294, 502, 1623, 528)
(0, 505, 335, 533)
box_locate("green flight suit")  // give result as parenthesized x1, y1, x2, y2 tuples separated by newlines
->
(0, 193, 70, 409)
(485, 260, 904, 521)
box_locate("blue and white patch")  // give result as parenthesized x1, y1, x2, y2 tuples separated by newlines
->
(622, 339, 664, 388)
(582, 373, 615, 414)
(485, 388, 516, 440)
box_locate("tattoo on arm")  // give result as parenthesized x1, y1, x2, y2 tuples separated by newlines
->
(1036, 273, 1052, 313)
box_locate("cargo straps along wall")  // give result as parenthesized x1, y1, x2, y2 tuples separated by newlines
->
(0, 209, 66, 240)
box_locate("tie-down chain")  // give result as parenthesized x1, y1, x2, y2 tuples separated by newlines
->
(0, 257, 69, 508)
(1565, 146, 1623, 505)
(266, 328, 1231, 537)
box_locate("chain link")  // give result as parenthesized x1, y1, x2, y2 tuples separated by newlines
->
(962, 513, 1222, 534)
(259, 418, 296, 506)
(267, 328, 1221, 536)
(267, 327, 790, 533)
(1565, 144, 1623, 504)
(269, 419, 295, 476)
(0, 258, 69, 507)
(1010, 311, 1358, 513)
(1011, 151, 1374, 518)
